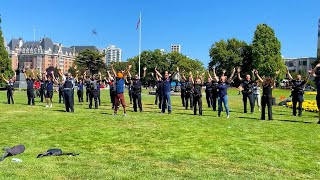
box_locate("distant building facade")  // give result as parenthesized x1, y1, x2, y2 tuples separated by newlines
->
(104, 45, 122, 66)
(7, 38, 98, 73)
(284, 57, 317, 73)
(171, 44, 181, 53)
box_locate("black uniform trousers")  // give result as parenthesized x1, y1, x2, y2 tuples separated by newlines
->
(155, 91, 162, 109)
(27, 89, 35, 105)
(97, 91, 101, 106)
(132, 92, 142, 112)
(89, 90, 98, 109)
(261, 96, 273, 120)
(185, 92, 193, 109)
(64, 89, 74, 112)
(59, 89, 64, 103)
(181, 91, 186, 107)
(110, 91, 116, 109)
(77, 90, 84, 102)
(205, 91, 213, 108)
(40, 88, 45, 102)
(86, 89, 90, 102)
(129, 90, 133, 104)
(292, 94, 304, 116)
(193, 95, 202, 115)
(7, 90, 14, 104)
(212, 92, 218, 111)
(243, 92, 255, 113)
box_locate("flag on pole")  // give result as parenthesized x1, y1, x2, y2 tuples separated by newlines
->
(136, 18, 140, 30)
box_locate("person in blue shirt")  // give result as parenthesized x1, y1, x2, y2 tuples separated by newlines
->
(111, 64, 131, 116)
(155, 66, 178, 114)
(212, 67, 235, 118)
(44, 71, 57, 108)
(310, 63, 320, 124)
(1, 72, 16, 104)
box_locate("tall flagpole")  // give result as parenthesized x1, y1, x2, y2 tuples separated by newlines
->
(138, 12, 142, 78)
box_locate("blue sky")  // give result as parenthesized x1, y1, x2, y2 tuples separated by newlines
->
(1, 0, 319, 66)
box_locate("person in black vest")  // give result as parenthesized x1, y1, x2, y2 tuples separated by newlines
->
(38, 76, 46, 102)
(75, 73, 84, 104)
(310, 64, 320, 124)
(58, 79, 64, 104)
(97, 72, 102, 106)
(127, 67, 144, 112)
(255, 70, 279, 120)
(23, 69, 36, 106)
(107, 70, 117, 110)
(204, 75, 213, 108)
(58, 69, 75, 112)
(85, 74, 99, 109)
(1, 73, 16, 104)
(287, 70, 309, 117)
(179, 70, 186, 107)
(193, 75, 204, 116)
(126, 77, 133, 105)
(237, 68, 255, 113)
(208, 72, 219, 111)
(155, 73, 163, 109)
(44, 71, 56, 108)
(183, 72, 194, 110)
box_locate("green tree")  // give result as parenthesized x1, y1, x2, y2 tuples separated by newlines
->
(209, 38, 252, 76)
(74, 49, 106, 75)
(127, 49, 205, 78)
(0, 17, 14, 86)
(252, 24, 286, 79)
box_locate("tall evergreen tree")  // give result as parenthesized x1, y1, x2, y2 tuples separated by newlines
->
(0, 16, 14, 86)
(252, 24, 286, 78)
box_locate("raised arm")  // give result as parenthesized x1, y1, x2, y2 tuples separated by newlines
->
(310, 63, 320, 77)
(251, 69, 256, 81)
(208, 71, 213, 80)
(52, 71, 59, 84)
(255, 70, 263, 82)
(23, 68, 28, 79)
(111, 64, 117, 77)
(143, 67, 147, 78)
(1, 74, 9, 83)
(154, 66, 162, 78)
(228, 68, 236, 83)
(286, 68, 293, 80)
(237, 67, 243, 81)
(57, 67, 63, 77)
(212, 67, 219, 82)
(222, 69, 226, 77)
(98, 72, 102, 81)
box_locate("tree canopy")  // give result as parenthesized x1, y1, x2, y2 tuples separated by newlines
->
(74, 49, 106, 75)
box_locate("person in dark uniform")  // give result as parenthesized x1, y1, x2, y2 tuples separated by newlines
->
(311, 63, 320, 124)
(183, 72, 194, 110)
(85, 74, 99, 109)
(1, 73, 16, 104)
(287, 70, 309, 117)
(128, 69, 143, 112)
(155, 74, 163, 109)
(212, 67, 236, 118)
(107, 70, 116, 110)
(126, 77, 133, 105)
(44, 71, 56, 108)
(193, 77, 204, 116)
(208, 71, 219, 111)
(39, 76, 46, 102)
(254, 70, 279, 120)
(179, 71, 186, 107)
(237, 68, 255, 113)
(58, 79, 64, 104)
(58, 69, 75, 112)
(96, 72, 102, 106)
(204, 76, 213, 108)
(77, 79, 84, 103)
(24, 69, 36, 106)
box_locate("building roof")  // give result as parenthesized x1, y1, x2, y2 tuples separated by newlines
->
(39, 38, 54, 51)
(70, 46, 98, 53)
(8, 38, 19, 50)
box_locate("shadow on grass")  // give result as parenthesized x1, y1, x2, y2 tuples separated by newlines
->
(238, 116, 260, 120)
(277, 119, 315, 124)
(53, 109, 67, 112)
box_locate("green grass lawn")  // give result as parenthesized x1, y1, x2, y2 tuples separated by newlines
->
(0, 88, 320, 179)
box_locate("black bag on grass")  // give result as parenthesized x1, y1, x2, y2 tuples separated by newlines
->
(0, 144, 25, 162)
(37, 148, 79, 158)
